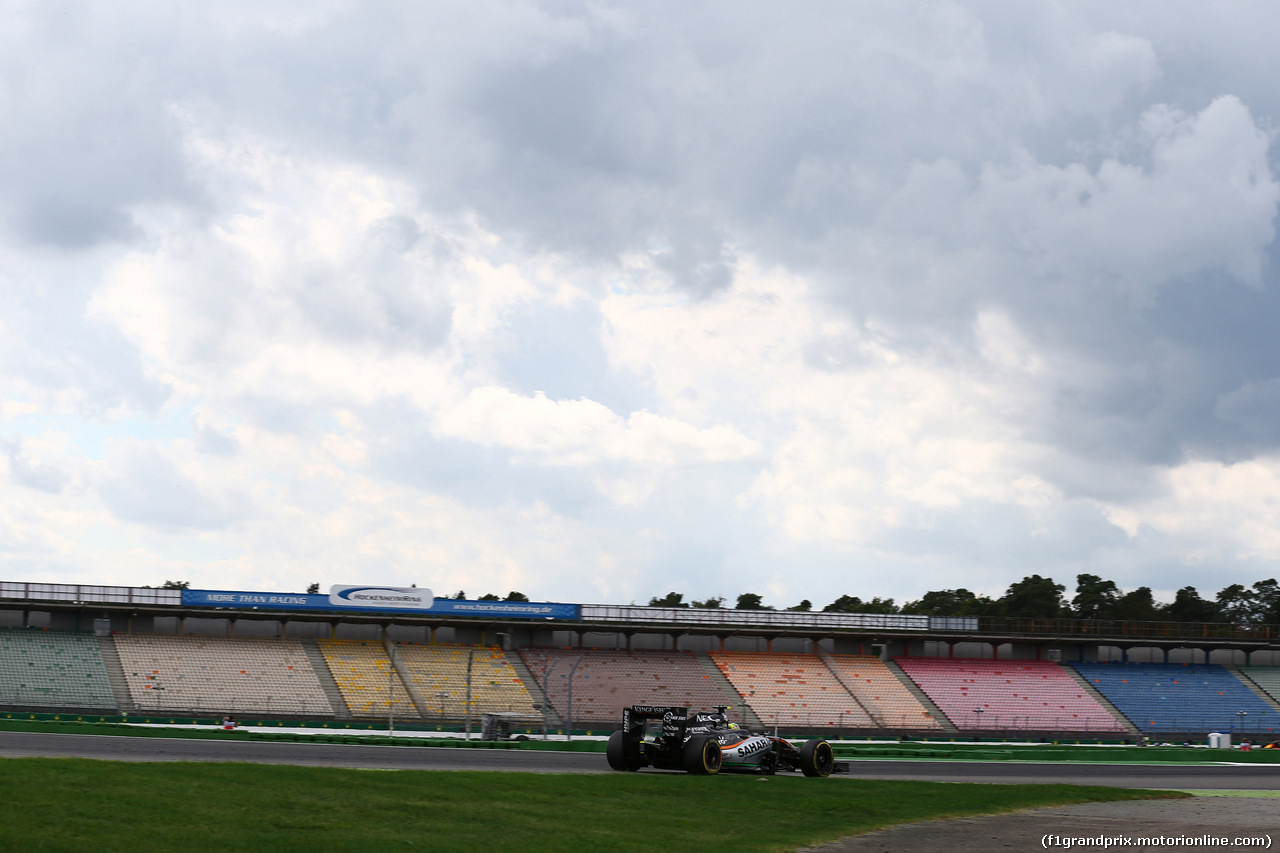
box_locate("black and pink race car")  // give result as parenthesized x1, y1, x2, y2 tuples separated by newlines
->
(606, 705, 839, 776)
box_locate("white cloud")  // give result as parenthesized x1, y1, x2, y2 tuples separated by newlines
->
(601, 260, 1059, 546)
(876, 96, 1278, 305)
(1103, 457, 1280, 563)
(4, 447, 69, 495)
(434, 387, 761, 468)
(95, 441, 249, 533)
(4, 2, 1280, 608)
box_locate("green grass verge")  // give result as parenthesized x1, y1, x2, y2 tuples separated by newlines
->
(0, 758, 1183, 853)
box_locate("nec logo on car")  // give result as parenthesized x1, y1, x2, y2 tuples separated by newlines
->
(329, 585, 434, 610)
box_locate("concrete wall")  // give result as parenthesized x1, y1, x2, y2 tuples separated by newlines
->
(1089, 646, 1280, 665)
(385, 624, 431, 643)
(179, 617, 232, 636)
(281, 621, 332, 639)
(830, 636, 874, 655)
(333, 622, 380, 641)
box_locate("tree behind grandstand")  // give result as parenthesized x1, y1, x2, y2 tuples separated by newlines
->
(642, 575, 1280, 624)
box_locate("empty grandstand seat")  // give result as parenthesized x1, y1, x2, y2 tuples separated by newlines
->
(1073, 662, 1280, 735)
(898, 658, 1127, 732)
(519, 649, 737, 724)
(115, 634, 333, 717)
(1238, 666, 1280, 707)
(0, 628, 115, 711)
(391, 643, 538, 718)
(709, 652, 872, 729)
(318, 639, 417, 718)
(823, 655, 942, 729)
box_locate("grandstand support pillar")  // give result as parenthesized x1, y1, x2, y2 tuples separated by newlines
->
(230, 618, 236, 639)
(989, 642, 999, 660)
(1119, 646, 1130, 663)
(947, 642, 955, 658)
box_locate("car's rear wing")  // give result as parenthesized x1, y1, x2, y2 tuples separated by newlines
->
(622, 705, 689, 749)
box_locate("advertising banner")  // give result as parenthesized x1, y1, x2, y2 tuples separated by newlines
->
(429, 599, 579, 620)
(182, 590, 323, 609)
(181, 588, 580, 620)
(329, 585, 434, 609)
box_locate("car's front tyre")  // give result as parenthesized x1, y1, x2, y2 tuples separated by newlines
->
(799, 739, 834, 777)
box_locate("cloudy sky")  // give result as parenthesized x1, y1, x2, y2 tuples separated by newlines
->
(4, 1, 1280, 609)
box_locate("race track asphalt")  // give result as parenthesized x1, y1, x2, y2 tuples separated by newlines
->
(1, 730, 1278, 789)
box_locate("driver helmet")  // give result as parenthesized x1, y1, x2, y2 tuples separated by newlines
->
(727, 722, 739, 730)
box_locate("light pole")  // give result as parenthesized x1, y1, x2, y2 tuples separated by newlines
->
(388, 641, 396, 737)
(973, 708, 984, 736)
(565, 655, 583, 741)
(463, 647, 474, 741)
(541, 657, 563, 739)
(1237, 711, 1248, 738)
(436, 691, 449, 725)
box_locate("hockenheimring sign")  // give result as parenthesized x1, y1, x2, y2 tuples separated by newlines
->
(328, 585, 434, 609)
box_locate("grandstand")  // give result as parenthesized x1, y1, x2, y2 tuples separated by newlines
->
(1072, 662, 1280, 736)
(392, 643, 539, 718)
(897, 658, 1128, 732)
(519, 649, 737, 725)
(317, 639, 419, 719)
(2, 579, 1280, 737)
(1237, 666, 1280, 706)
(114, 634, 333, 717)
(822, 654, 943, 730)
(710, 652, 871, 729)
(0, 628, 115, 711)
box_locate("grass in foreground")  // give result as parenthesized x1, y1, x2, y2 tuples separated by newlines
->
(0, 759, 1184, 853)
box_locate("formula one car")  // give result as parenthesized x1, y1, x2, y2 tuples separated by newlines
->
(606, 705, 838, 776)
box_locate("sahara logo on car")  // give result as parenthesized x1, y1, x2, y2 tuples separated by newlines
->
(725, 737, 771, 758)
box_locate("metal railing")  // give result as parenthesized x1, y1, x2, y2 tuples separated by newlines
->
(579, 604, 938, 632)
(975, 616, 1280, 641)
(0, 582, 181, 606)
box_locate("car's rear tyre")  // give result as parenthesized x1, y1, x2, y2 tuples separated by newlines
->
(799, 739, 834, 777)
(607, 730, 641, 771)
(683, 734, 722, 775)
